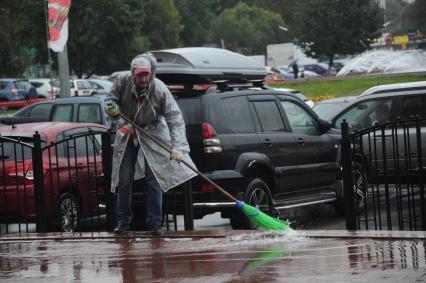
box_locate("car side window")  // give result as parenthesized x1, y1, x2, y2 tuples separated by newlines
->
(176, 98, 202, 125)
(334, 98, 392, 129)
(14, 105, 34, 117)
(51, 104, 73, 122)
(76, 81, 92, 89)
(252, 100, 285, 132)
(281, 101, 319, 134)
(402, 95, 426, 119)
(29, 103, 52, 117)
(56, 129, 102, 158)
(216, 96, 255, 133)
(78, 103, 102, 124)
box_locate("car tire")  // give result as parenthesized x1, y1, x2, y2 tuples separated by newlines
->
(230, 178, 274, 230)
(56, 192, 80, 232)
(27, 88, 37, 99)
(353, 161, 368, 207)
(334, 161, 368, 214)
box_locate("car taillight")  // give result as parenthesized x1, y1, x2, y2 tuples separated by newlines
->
(10, 88, 18, 95)
(202, 122, 222, 153)
(202, 183, 215, 192)
(7, 163, 48, 185)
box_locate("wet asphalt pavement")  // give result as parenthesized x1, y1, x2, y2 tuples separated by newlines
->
(2, 203, 425, 282)
(1, 229, 425, 282)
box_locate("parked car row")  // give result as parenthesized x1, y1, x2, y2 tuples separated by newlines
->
(0, 77, 113, 102)
(51, 79, 113, 97)
(0, 79, 37, 101)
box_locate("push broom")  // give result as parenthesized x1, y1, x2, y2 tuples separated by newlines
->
(119, 112, 290, 231)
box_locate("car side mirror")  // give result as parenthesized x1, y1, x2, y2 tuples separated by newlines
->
(319, 119, 332, 132)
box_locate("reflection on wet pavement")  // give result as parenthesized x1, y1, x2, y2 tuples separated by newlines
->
(1, 230, 425, 282)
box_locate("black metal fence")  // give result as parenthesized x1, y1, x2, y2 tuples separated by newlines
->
(0, 131, 194, 234)
(342, 118, 426, 231)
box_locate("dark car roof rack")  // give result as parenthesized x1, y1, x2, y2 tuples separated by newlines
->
(170, 78, 266, 98)
(213, 79, 265, 92)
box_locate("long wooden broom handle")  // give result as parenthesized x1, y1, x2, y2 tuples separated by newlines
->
(118, 112, 238, 202)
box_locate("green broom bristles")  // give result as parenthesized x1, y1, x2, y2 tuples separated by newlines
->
(236, 200, 291, 231)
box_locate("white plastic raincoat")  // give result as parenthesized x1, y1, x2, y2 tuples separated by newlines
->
(106, 53, 197, 193)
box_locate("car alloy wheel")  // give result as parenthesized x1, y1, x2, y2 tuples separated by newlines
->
(352, 162, 368, 207)
(57, 192, 79, 232)
(230, 178, 273, 230)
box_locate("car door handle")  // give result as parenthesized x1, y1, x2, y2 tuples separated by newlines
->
(297, 137, 305, 145)
(77, 163, 85, 169)
(263, 138, 272, 146)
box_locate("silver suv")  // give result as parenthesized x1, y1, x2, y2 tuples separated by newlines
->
(331, 81, 426, 186)
(332, 81, 426, 130)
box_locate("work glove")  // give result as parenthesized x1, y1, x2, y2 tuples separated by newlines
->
(106, 101, 120, 117)
(170, 149, 183, 162)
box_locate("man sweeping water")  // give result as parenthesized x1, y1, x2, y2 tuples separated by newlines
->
(105, 53, 197, 235)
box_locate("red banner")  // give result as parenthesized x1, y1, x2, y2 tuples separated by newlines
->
(48, 0, 72, 52)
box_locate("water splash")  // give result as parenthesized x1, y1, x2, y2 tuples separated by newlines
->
(160, 229, 307, 254)
(337, 49, 426, 76)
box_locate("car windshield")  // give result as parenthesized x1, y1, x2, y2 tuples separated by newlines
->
(313, 102, 348, 120)
(91, 80, 112, 91)
(334, 98, 393, 129)
(14, 81, 32, 89)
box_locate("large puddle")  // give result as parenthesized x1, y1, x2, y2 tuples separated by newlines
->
(1, 230, 425, 282)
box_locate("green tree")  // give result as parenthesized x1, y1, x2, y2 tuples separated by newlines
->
(140, 0, 183, 50)
(211, 0, 240, 15)
(382, 0, 407, 34)
(68, 0, 146, 78)
(175, 0, 214, 46)
(209, 3, 285, 55)
(243, 0, 299, 42)
(403, 0, 426, 35)
(293, 0, 383, 72)
(0, 1, 46, 77)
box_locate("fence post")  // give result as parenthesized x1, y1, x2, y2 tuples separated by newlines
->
(341, 121, 357, 230)
(415, 120, 426, 230)
(183, 181, 194, 231)
(380, 125, 392, 230)
(33, 132, 47, 232)
(101, 132, 114, 231)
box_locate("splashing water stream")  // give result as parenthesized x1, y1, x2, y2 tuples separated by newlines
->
(337, 49, 426, 76)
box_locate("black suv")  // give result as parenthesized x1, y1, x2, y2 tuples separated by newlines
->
(151, 48, 343, 229)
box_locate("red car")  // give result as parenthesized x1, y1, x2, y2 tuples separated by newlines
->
(0, 122, 108, 232)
